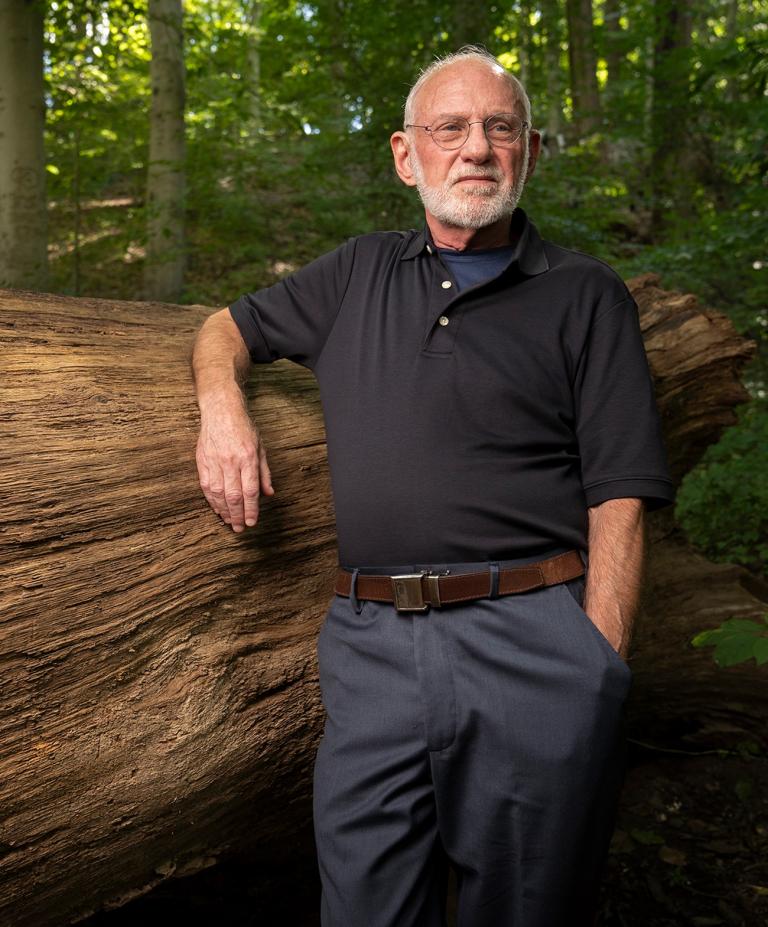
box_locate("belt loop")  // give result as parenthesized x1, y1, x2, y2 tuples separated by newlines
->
(349, 567, 364, 614)
(489, 561, 500, 599)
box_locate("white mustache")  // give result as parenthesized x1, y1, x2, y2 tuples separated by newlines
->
(449, 170, 502, 185)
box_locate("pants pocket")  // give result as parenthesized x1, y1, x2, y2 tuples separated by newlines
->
(559, 577, 632, 678)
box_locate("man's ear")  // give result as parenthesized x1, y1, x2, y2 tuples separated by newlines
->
(525, 129, 542, 182)
(391, 131, 417, 188)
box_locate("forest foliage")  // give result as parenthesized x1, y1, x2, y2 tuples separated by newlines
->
(6, 0, 768, 575)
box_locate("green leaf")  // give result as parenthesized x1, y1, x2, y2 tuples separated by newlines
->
(713, 634, 761, 668)
(718, 618, 768, 634)
(753, 638, 768, 666)
(691, 629, 720, 647)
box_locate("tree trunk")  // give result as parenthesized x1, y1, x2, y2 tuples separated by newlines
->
(517, 0, 532, 88)
(451, 0, 491, 51)
(0, 276, 759, 923)
(625, 272, 764, 741)
(724, 0, 740, 103)
(632, 520, 768, 750)
(0, 0, 48, 290)
(540, 0, 566, 156)
(565, 0, 601, 137)
(246, 0, 262, 131)
(627, 272, 755, 482)
(602, 0, 624, 93)
(650, 0, 693, 229)
(144, 0, 186, 303)
(0, 288, 335, 926)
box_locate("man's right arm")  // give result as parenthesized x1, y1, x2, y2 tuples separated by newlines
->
(191, 307, 275, 532)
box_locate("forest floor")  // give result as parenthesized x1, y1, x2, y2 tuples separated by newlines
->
(79, 743, 768, 927)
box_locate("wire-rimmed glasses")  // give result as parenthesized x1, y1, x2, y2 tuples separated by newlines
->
(405, 113, 529, 150)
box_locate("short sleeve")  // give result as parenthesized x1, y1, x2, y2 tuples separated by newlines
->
(574, 297, 676, 511)
(228, 237, 357, 370)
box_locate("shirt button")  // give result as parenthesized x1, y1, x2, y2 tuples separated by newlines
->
(441, 280, 452, 289)
(438, 316, 450, 326)
(426, 244, 433, 254)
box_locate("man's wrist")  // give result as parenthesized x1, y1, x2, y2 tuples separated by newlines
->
(196, 382, 249, 420)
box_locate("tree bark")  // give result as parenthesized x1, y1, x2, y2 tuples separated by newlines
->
(540, 0, 566, 156)
(650, 0, 693, 228)
(628, 272, 756, 482)
(602, 0, 624, 93)
(517, 0, 532, 88)
(144, 0, 186, 303)
(0, 276, 760, 924)
(724, 0, 740, 103)
(565, 0, 601, 137)
(246, 0, 262, 131)
(625, 272, 764, 743)
(0, 288, 335, 926)
(0, 0, 48, 290)
(451, 0, 491, 51)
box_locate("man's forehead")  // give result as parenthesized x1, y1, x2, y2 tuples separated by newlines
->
(413, 63, 518, 120)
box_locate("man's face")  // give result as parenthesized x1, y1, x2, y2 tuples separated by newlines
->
(392, 61, 540, 231)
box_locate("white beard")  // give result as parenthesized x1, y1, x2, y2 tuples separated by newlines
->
(409, 137, 529, 230)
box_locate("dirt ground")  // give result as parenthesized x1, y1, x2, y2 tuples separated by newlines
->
(78, 740, 768, 927)
(598, 745, 768, 927)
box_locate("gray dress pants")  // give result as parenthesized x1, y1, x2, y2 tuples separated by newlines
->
(312, 553, 632, 927)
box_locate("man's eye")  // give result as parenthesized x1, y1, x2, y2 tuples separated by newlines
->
(436, 122, 462, 133)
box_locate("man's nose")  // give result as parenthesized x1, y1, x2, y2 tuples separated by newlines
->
(460, 121, 493, 160)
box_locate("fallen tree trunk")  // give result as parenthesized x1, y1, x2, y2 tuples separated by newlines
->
(634, 520, 768, 748)
(629, 272, 756, 481)
(627, 273, 766, 747)
(0, 278, 760, 925)
(0, 289, 336, 926)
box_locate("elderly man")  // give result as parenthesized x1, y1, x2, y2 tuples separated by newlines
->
(192, 46, 674, 927)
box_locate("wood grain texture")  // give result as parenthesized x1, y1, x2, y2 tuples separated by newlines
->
(0, 278, 760, 925)
(0, 288, 336, 926)
(626, 274, 765, 749)
(630, 521, 768, 751)
(628, 272, 756, 481)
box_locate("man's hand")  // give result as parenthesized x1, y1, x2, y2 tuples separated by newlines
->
(196, 406, 275, 532)
(191, 307, 274, 532)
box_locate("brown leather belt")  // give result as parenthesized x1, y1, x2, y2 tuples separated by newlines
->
(335, 549, 585, 613)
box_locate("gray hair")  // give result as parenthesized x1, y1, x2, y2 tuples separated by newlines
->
(403, 46, 532, 130)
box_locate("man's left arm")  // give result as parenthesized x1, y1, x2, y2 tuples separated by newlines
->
(583, 497, 646, 660)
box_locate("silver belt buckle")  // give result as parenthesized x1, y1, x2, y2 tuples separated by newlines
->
(391, 571, 443, 612)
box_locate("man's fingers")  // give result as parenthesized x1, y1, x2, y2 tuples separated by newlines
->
(239, 447, 262, 527)
(222, 462, 247, 532)
(196, 443, 228, 520)
(196, 424, 274, 532)
(242, 465, 261, 528)
(258, 442, 275, 497)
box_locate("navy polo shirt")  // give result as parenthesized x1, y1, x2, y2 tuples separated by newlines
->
(229, 207, 675, 566)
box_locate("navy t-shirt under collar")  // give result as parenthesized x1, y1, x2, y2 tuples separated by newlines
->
(437, 245, 516, 292)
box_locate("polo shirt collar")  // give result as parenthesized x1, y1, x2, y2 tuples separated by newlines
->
(400, 207, 550, 277)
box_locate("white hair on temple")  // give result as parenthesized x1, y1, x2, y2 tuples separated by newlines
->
(403, 45, 532, 129)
